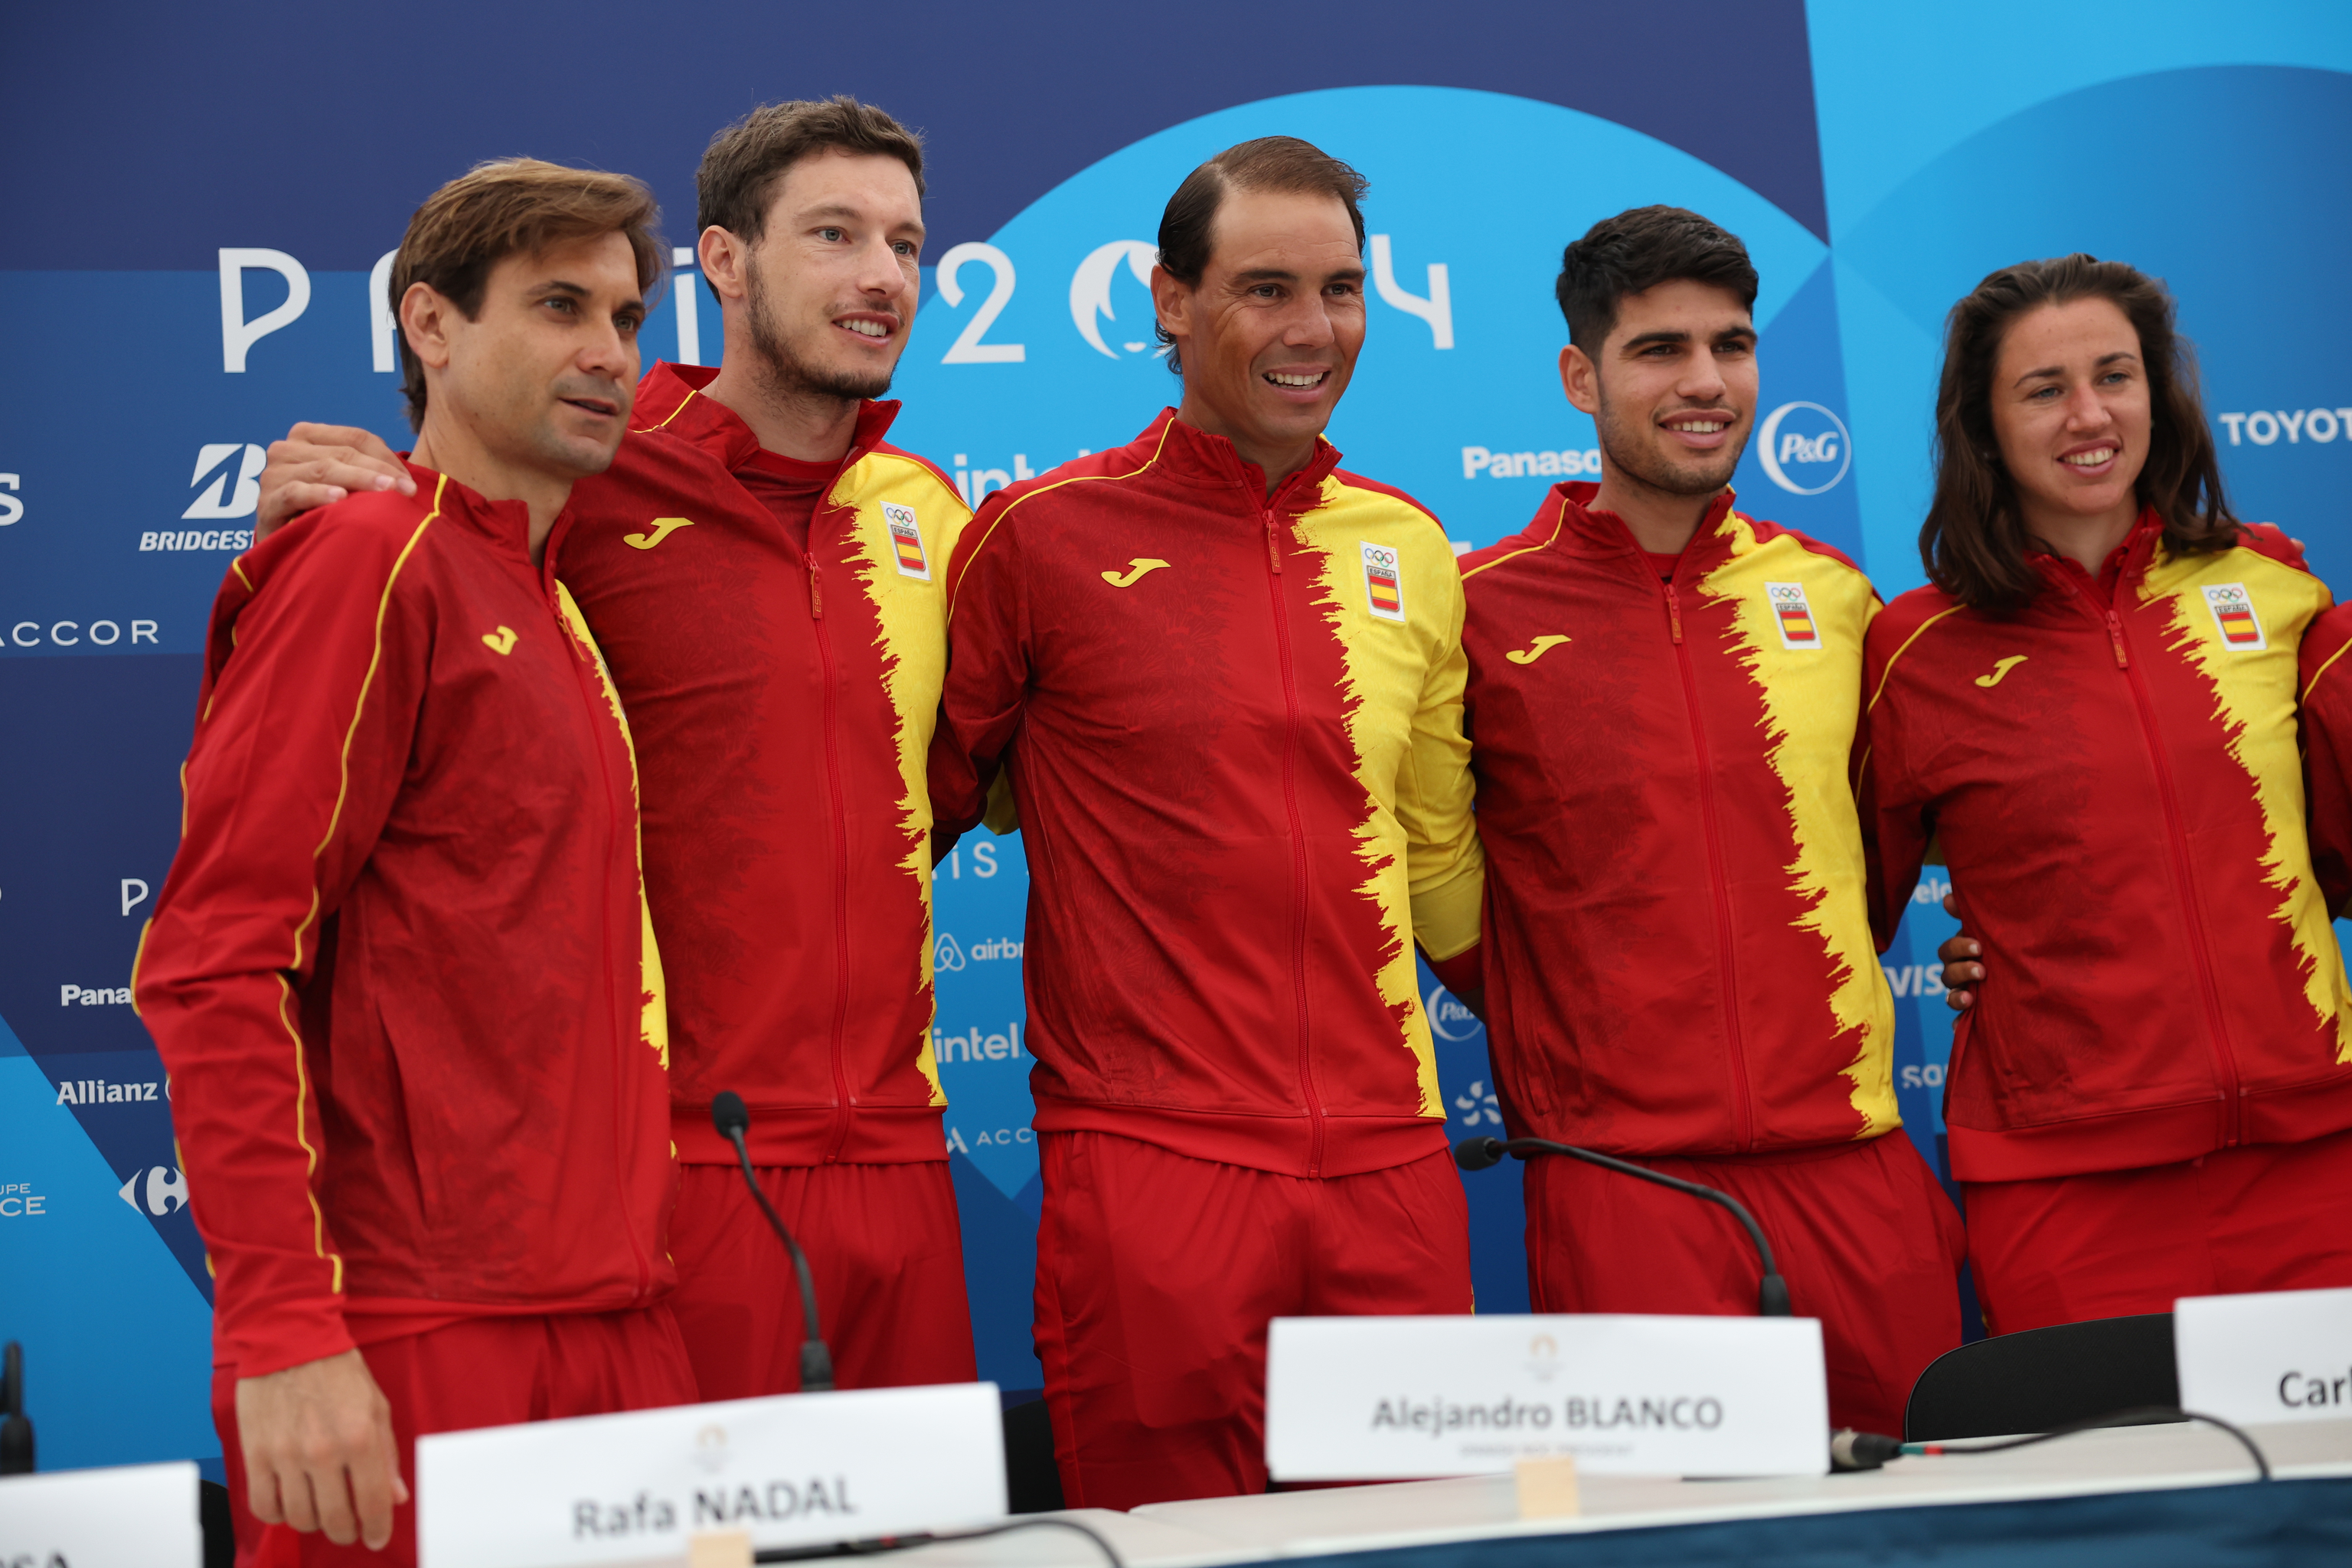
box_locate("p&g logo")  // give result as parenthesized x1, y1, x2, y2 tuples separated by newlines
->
(1756, 402, 1851, 495)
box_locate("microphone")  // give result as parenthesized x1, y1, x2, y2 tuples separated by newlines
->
(1455, 1135, 1792, 1316)
(2, 1341, 32, 1475)
(710, 1092, 835, 1392)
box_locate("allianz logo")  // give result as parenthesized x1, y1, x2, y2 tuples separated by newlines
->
(2218, 407, 2351, 446)
(933, 933, 1022, 972)
(119, 1165, 188, 1217)
(55, 1075, 158, 1104)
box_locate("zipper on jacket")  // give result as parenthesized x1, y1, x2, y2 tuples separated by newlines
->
(808, 544, 858, 1162)
(1662, 572, 1756, 1151)
(1262, 495, 1325, 1175)
(552, 573, 654, 1301)
(2081, 584, 2243, 1145)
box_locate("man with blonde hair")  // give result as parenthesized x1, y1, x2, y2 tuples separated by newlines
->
(140, 158, 692, 1564)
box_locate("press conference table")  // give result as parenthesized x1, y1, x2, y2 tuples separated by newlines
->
(884, 1417, 2352, 1568)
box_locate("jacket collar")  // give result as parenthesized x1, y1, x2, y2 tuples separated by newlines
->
(631, 361, 903, 485)
(1541, 480, 1742, 571)
(1138, 407, 1344, 511)
(2028, 506, 2164, 602)
(398, 459, 535, 564)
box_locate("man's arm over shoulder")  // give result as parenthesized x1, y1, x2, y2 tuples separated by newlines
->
(2302, 603, 2352, 918)
(254, 424, 416, 539)
(136, 498, 441, 1379)
(928, 488, 1030, 838)
(1390, 505, 1484, 972)
(1854, 589, 1961, 953)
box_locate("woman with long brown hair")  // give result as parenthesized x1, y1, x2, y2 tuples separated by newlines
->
(1858, 254, 2352, 1334)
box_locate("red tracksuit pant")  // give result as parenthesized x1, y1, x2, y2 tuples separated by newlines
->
(215, 1307, 697, 1568)
(1034, 1130, 1474, 1510)
(1964, 1125, 2352, 1335)
(1525, 1132, 1965, 1437)
(666, 1161, 977, 1400)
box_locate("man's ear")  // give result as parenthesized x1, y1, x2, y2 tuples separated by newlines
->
(1149, 263, 1191, 354)
(1559, 343, 1602, 417)
(698, 226, 750, 304)
(399, 282, 456, 373)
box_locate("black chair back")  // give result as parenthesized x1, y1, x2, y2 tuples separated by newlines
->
(1905, 1313, 2181, 1440)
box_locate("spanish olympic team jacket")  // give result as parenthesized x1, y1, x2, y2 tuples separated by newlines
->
(550, 363, 971, 1167)
(2297, 603, 2352, 920)
(1440, 483, 1900, 1157)
(1860, 513, 2352, 1182)
(136, 467, 675, 1381)
(926, 410, 1485, 1179)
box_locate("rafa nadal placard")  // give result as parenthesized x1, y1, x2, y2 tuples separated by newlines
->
(1264, 1315, 1829, 1479)
(416, 1383, 1007, 1568)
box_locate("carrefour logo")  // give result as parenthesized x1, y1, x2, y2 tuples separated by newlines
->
(1756, 402, 1851, 495)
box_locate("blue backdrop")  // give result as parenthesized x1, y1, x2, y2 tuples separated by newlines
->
(6, 0, 2350, 1479)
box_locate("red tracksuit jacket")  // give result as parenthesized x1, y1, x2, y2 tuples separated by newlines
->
(1860, 514, 2352, 1181)
(1446, 484, 1898, 1155)
(928, 410, 1485, 1179)
(550, 364, 970, 1166)
(2298, 603, 2352, 918)
(136, 468, 676, 1380)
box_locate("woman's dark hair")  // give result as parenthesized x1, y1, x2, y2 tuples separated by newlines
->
(1922, 253, 2236, 612)
(1152, 136, 1368, 374)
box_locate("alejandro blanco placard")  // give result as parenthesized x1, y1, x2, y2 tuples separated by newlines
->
(1265, 1315, 1829, 1480)
(416, 1383, 1007, 1568)
(2176, 1285, 2352, 1426)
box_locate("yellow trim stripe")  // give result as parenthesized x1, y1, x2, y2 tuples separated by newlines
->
(249, 475, 444, 1298)
(1460, 492, 1570, 581)
(945, 416, 1178, 622)
(1867, 605, 1967, 712)
(291, 475, 444, 968)
(2305, 635, 2352, 703)
(276, 973, 342, 1292)
(629, 387, 697, 434)
(230, 557, 254, 593)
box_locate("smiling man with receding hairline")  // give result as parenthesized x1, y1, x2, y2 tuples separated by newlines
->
(929, 136, 1485, 1508)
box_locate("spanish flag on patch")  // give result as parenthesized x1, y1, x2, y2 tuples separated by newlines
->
(1765, 581, 1821, 650)
(1361, 541, 1406, 622)
(2201, 583, 2265, 650)
(883, 502, 930, 581)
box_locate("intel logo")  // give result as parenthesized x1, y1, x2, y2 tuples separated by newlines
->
(1757, 402, 1851, 496)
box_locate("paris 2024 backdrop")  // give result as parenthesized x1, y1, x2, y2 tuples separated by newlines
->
(5, 0, 2350, 1477)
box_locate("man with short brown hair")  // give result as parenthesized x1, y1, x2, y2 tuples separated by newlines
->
(141, 158, 693, 1565)
(930, 136, 1484, 1508)
(255, 98, 978, 1406)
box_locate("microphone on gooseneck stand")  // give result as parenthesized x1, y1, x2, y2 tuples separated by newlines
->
(710, 1092, 834, 1393)
(1453, 1135, 1793, 1317)
(2, 1341, 34, 1475)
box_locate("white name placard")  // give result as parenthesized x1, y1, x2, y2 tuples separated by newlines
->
(0, 1460, 201, 1567)
(416, 1382, 1006, 1568)
(1266, 1315, 1828, 1480)
(2177, 1285, 2352, 1426)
